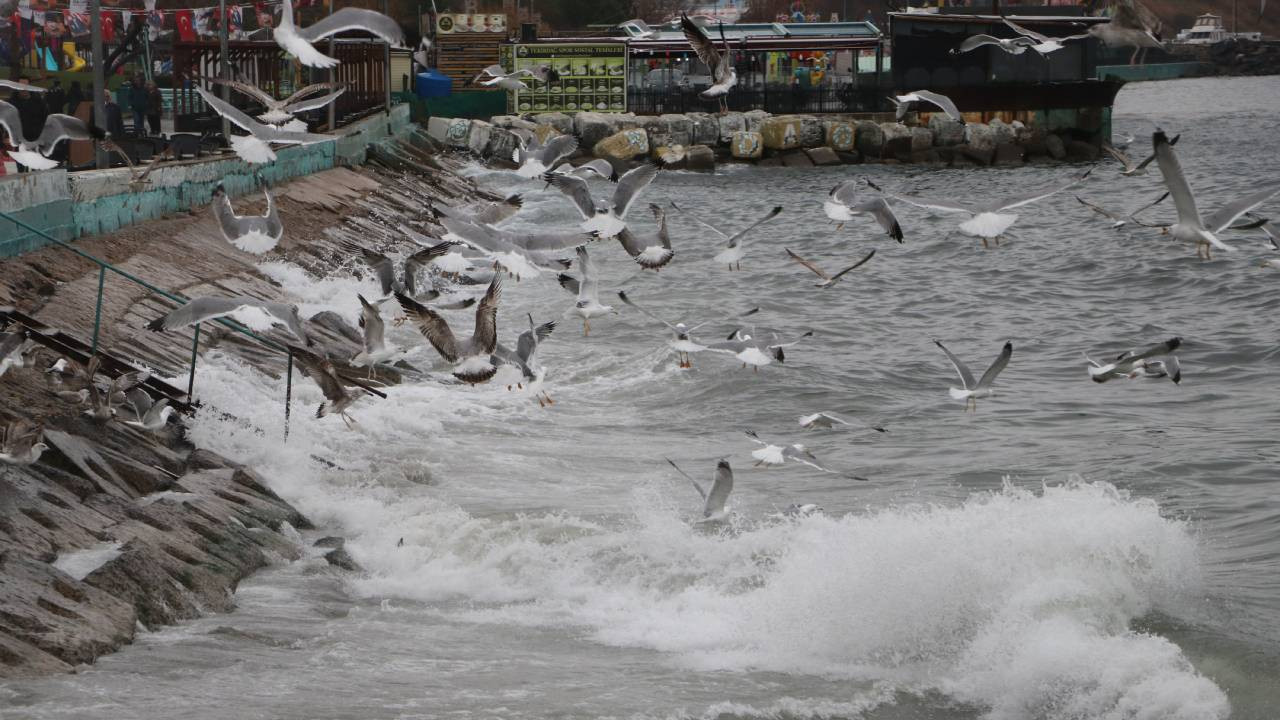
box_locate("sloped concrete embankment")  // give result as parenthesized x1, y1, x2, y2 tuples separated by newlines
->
(0, 131, 491, 678)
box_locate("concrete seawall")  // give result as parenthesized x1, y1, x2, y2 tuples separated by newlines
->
(0, 104, 415, 259)
(427, 108, 1109, 173)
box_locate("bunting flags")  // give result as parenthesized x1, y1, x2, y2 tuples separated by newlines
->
(174, 8, 195, 41)
(27, 0, 324, 42)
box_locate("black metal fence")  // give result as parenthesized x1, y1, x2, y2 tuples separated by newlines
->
(627, 85, 887, 116)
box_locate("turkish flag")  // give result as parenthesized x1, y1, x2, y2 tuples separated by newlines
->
(101, 10, 115, 41)
(175, 8, 195, 41)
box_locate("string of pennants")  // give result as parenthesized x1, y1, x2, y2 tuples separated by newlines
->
(10, 0, 326, 42)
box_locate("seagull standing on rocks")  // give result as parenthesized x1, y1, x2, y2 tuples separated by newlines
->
(274, 0, 405, 68)
(546, 163, 660, 238)
(672, 202, 783, 270)
(121, 389, 175, 433)
(211, 182, 284, 254)
(667, 458, 735, 522)
(935, 339, 1012, 412)
(396, 277, 503, 385)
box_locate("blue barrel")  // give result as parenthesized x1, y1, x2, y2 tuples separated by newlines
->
(415, 70, 453, 98)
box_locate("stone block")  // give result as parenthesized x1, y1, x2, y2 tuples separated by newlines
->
(744, 109, 770, 133)
(929, 114, 966, 147)
(855, 120, 884, 157)
(574, 111, 617, 147)
(781, 151, 814, 168)
(660, 114, 694, 147)
(988, 118, 1017, 146)
(836, 151, 862, 164)
(730, 131, 764, 159)
(484, 127, 522, 163)
(798, 116, 825, 148)
(824, 121, 856, 152)
(994, 142, 1026, 166)
(881, 122, 913, 158)
(686, 144, 716, 172)
(761, 116, 803, 150)
(533, 124, 560, 145)
(965, 123, 997, 153)
(1066, 139, 1101, 162)
(686, 112, 720, 145)
(427, 116, 471, 148)
(533, 112, 573, 134)
(804, 146, 840, 166)
(593, 128, 649, 161)
(960, 143, 995, 166)
(1046, 133, 1067, 160)
(910, 127, 933, 152)
(464, 120, 491, 156)
(758, 156, 783, 167)
(717, 112, 746, 142)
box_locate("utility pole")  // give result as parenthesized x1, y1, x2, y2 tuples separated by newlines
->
(328, 0, 337, 130)
(90, 0, 108, 168)
(219, 0, 230, 139)
(384, 0, 392, 111)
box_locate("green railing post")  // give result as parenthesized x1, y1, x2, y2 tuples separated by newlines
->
(187, 323, 200, 402)
(90, 266, 105, 354)
(284, 352, 294, 441)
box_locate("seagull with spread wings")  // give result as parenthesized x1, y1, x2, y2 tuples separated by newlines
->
(1076, 192, 1169, 230)
(1102, 134, 1177, 176)
(1001, 17, 1091, 54)
(146, 296, 313, 345)
(0, 103, 105, 170)
(212, 182, 284, 254)
(0, 419, 46, 466)
(744, 431, 836, 473)
(291, 346, 362, 428)
(667, 458, 735, 522)
(274, 0, 405, 69)
(197, 87, 332, 164)
(935, 339, 1012, 412)
(204, 77, 346, 126)
(491, 314, 557, 406)
(890, 90, 964, 124)
(680, 13, 736, 113)
(440, 217, 593, 280)
(707, 330, 813, 372)
(785, 248, 876, 289)
(556, 246, 614, 336)
(1085, 337, 1182, 385)
(546, 163, 660, 238)
(672, 202, 783, 270)
(515, 133, 579, 179)
(824, 180, 904, 242)
(615, 203, 674, 270)
(616, 290, 710, 368)
(396, 276, 503, 385)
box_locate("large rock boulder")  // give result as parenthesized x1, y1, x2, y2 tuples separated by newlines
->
(761, 116, 803, 150)
(744, 109, 770, 133)
(782, 151, 814, 168)
(824, 121, 856, 152)
(1066, 139, 1101, 161)
(730, 131, 764, 159)
(659, 114, 694, 147)
(685, 144, 716, 172)
(910, 127, 933, 152)
(930, 114, 966, 147)
(855, 120, 884, 158)
(427, 116, 472, 148)
(1045, 133, 1067, 160)
(574, 111, 618, 148)
(485, 127, 522, 163)
(994, 143, 1026, 166)
(466, 119, 493, 156)
(533, 112, 573, 134)
(798, 116, 825, 148)
(960, 143, 995, 166)
(717, 112, 746, 142)
(593, 128, 649, 161)
(880, 122, 914, 159)
(988, 118, 1017, 146)
(686, 112, 720, 145)
(965, 123, 997, 154)
(804, 146, 841, 166)
(533, 123, 560, 145)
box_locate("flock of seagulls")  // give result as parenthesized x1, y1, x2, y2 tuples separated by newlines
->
(0, 89, 106, 170)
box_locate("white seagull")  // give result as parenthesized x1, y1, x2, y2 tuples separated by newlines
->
(797, 412, 887, 433)
(211, 182, 284, 254)
(120, 388, 175, 433)
(557, 246, 614, 336)
(274, 0, 405, 69)
(785, 248, 876, 289)
(868, 170, 1091, 247)
(935, 339, 1013, 411)
(434, 194, 524, 226)
(0, 419, 46, 466)
(667, 458, 735, 522)
(615, 203, 674, 270)
(1151, 129, 1280, 259)
(744, 431, 835, 473)
(546, 158, 617, 183)
(395, 276, 502, 385)
(952, 34, 1037, 55)
(197, 87, 332, 164)
(146, 296, 313, 345)
(439, 217, 593, 280)
(0, 330, 30, 378)
(890, 90, 964, 124)
(1085, 337, 1182, 384)
(514, 133, 579, 179)
(546, 162, 660, 238)
(672, 202, 783, 270)
(681, 13, 736, 112)
(616, 290, 709, 368)
(205, 78, 346, 125)
(1001, 18, 1091, 54)
(351, 293, 397, 377)
(491, 314, 557, 406)
(1076, 191, 1169, 230)
(824, 180, 904, 242)
(706, 330, 813, 372)
(0, 103, 105, 170)
(291, 346, 362, 428)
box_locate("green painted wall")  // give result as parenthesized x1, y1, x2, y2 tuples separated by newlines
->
(1096, 63, 1211, 82)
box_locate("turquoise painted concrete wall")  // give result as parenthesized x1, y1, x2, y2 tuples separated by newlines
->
(0, 105, 415, 258)
(1097, 63, 1211, 82)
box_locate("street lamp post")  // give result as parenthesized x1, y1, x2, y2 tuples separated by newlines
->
(90, 0, 108, 168)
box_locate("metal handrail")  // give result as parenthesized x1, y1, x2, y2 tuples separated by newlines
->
(0, 208, 297, 436)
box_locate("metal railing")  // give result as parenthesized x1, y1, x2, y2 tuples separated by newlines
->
(0, 208, 303, 435)
(627, 84, 888, 115)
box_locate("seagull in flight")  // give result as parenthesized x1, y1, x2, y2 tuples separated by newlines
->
(824, 181, 904, 242)
(197, 87, 331, 164)
(0, 104, 105, 170)
(351, 293, 398, 377)
(491, 314, 556, 406)
(468, 64, 558, 90)
(798, 412, 888, 433)
(706, 330, 812, 372)
(433, 194, 524, 227)
(952, 34, 1037, 55)
(396, 276, 503, 385)
(744, 431, 836, 473)
(1001, 18, 1091, 54)
(120, 388, 175, 433)
(146, 296, 313, 345)
(667, 458, 735, 522)
(557, 246, 614, 336)
(680, 13, 736, 113)
(616, 290, 709, 368)
(934, 339, 1012, 412)
(546, 159, 617, 184)
(290, 346, 362, 428)
(274, 0, 405, 69)
(890, 90, 964, 124)
(204, 78, 346, 125)
(514, 133, 579, 179)
(868, 170, 1091, 247)
(785, 248, 875, 289)
(1085, 337, 1182, 384)
(212, 182, 283, 254)
(1076, 192, 1169, 230)
(546, 163, 660, 238)
(440, 217, 593, 280)
(672, 202, 783, 270)
(615, 203, 674, 270)
(1102, 134, 1176, 176)
(1151, 130, 1280, 260)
